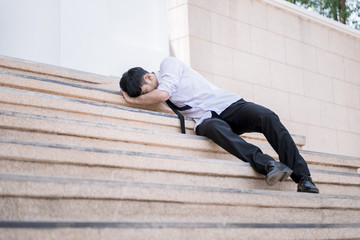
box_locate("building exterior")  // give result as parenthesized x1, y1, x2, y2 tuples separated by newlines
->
(168, 0, 360, 157)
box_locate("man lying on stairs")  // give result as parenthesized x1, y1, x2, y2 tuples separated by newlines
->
(119, 56, 319, 194)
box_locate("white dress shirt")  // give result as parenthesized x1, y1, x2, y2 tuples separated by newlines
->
(154, 57, 241, 130)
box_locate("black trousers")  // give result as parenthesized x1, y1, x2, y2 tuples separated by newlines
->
(196, 99, 310, 183)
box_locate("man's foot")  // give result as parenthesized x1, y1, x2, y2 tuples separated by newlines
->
(265, 160, 293, 186)
(297, 176, 319, 193)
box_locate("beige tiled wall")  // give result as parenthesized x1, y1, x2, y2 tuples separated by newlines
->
(168, 0, 360, 157)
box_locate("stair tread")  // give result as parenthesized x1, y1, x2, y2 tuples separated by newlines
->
(0, 85, 307, 145)
(1, 138, 359, 184)
(0, 69, 170, 114)
(1, 141, 360, 198)
(0, 55, 115, 84)
(1, 222, 360, 240)
(1, 110, 359, 168)
(1, 172, 360, 207)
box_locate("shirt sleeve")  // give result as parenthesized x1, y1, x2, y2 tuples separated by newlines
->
(157, 57, 183, 96)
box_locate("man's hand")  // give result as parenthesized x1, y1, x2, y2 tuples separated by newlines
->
(121, 89, 170, 105)
(121, 90, 137, 104)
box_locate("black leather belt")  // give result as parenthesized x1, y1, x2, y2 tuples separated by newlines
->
(165, 100, 191, 134)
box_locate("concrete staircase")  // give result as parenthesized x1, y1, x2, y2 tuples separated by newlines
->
(0, 55, 360, 239)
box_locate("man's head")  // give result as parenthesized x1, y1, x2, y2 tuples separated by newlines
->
(120, 67, 158, 97)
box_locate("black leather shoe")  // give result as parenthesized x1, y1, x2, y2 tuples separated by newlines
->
(265, 160, 293, 186)
(297, 176, 319, 193)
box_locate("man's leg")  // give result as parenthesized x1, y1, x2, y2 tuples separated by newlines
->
(196, 117, 274, 175)
(219, 99, 310, 183)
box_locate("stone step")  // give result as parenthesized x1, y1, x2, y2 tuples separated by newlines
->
(0, 128, 233, 162)
(1, 172, 359, 211)
(1, 139, 359, 196)
(2, 127, 357, 175)
(0, 92, 193, 135)
(1, 109, 359, 174)
(0, 55, 114, 84)
(0, 84, 195, 132)
(0, 82, 305, 147)
(2, 196, 359, 224)
(1, 224, 360, 240)
(1, 173, 359, 240)
(0, 109, 225, 153)
(0, 68, 170, 115)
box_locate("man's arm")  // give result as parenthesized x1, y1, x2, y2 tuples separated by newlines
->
(121, 89, 170, 105)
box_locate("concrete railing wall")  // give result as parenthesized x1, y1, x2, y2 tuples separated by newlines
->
(168, 0, 360, 157)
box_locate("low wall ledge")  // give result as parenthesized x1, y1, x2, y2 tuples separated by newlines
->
(263, 0, 360, 38)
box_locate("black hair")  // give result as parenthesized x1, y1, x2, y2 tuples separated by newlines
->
(119, 67, 149, 97)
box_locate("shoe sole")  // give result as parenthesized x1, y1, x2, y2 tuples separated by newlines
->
(265, 163, 293, 186)
(297, 188, 320, 194)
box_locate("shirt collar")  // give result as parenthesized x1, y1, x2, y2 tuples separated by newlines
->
(153, 71, 161, 84)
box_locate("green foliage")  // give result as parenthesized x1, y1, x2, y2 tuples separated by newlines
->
(286, 0, 360, 29)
